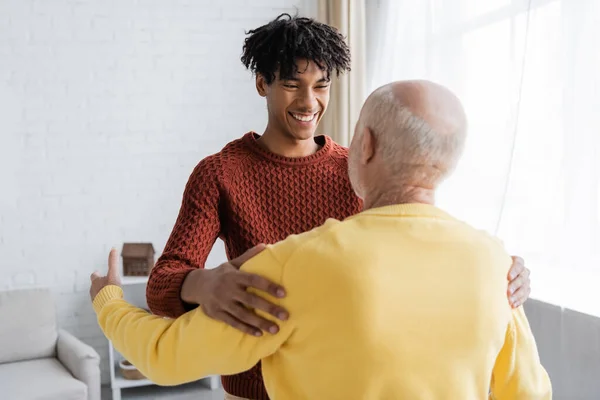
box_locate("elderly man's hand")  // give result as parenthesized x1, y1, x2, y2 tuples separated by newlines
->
(507, 256, 531, 308)
(90, 248, 122, 301)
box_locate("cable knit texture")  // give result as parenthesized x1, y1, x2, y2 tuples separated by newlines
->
(146, 132, 362, 399)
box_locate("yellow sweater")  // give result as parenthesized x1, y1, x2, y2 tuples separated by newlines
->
(93, 204, 551, 399)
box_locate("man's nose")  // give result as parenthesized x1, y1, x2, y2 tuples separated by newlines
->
(298, 88, 318, 111)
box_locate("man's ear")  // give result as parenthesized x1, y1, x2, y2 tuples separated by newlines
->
(361, 128, 376, 164)
(256, 74, 268, 97)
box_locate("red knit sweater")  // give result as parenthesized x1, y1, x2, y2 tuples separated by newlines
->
(146, 132, 363, 399)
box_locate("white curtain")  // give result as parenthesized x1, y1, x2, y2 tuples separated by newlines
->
(317, 0, 368, 146)
(367, 0, 600, 316)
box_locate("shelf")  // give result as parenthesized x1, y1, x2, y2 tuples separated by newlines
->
(121, 276, 149, 286)
(113, 374, 154, 389)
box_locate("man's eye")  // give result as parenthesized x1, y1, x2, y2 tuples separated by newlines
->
(284, 84, 298, 88)
(316, 85, 329, 89)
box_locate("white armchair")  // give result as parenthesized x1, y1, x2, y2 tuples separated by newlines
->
(0, 287, 101, 400)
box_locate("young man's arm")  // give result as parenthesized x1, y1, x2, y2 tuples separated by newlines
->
(146, 156, 221, 318)
(94, 248, 294, 386)
(490, 307, 552, 399)
(145, 155, 288, 334)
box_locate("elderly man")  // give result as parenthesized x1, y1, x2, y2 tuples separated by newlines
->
(91, 80, 551, 399)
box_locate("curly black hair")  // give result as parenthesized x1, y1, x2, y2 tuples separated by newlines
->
(241, 13, 351, 84)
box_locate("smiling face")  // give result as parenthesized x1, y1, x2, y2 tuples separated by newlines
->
(257, 59, 331, 142)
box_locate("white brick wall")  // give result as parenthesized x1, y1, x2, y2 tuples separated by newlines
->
(0, 0, 317, 384)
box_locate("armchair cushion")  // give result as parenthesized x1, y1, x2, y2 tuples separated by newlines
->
(0, 358, 87, 400)
(57, 329, 101, 400)
(0, 288, 57, 364)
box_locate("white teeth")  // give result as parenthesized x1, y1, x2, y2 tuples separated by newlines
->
(291, 113, 317, 122)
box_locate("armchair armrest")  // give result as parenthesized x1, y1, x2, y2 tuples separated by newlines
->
(57, 329, 101, 400)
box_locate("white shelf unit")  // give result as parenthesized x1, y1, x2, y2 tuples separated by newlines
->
(120, 276, 151, 285)
(108, 276, 220, 400)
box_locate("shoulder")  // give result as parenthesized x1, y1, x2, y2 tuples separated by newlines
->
(480, 231, 512, 265)
(218, 133, 253, 161)
(271, 218, 361, 300)
(267, 218, 344, 266)
(188, 134, 252, 182)
(457, 219, 509, 255)
(448, 218, 513, 268)
(327, 137, 349, 164)
(200, 134, 250, 167)
(238, 220, 343, 286)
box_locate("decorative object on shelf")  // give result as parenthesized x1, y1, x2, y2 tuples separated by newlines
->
(119, 359, 146, 380)
(121, 243, 155, 276)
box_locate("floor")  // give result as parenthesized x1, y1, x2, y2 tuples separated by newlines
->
(101, 380, 224, 400)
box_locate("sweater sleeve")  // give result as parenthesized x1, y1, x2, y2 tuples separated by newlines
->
(490, 307, 552, 399)
(93, 248, 293, 386)
(146, 156, 221, 318)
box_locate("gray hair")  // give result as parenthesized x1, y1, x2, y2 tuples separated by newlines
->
(358, 86, 466, 184)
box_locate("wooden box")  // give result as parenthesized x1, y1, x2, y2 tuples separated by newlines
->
(121, 243, 155, 277)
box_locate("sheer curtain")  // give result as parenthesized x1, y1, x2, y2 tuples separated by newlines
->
(316, 0, 368, 146)
(367, 0, 600, 316)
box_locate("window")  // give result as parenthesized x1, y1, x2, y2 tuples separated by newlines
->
(368, 0, 600, 316)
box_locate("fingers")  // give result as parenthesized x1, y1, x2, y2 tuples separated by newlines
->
(508, 256, 525, 280)
(225, 303, 280, 335)
(509, 285, 531, 308)
(108, 247, 119, 271)
(508, 257, 531, 308)
(234, 291, 288, 321)
(230, 244, 267, 269)
(215, 311, 265, 337)
(238, 271, 286, 298)
(90, 271, 101, 281)
(507, 274, 525, 296)
(107, 248, 120, 281)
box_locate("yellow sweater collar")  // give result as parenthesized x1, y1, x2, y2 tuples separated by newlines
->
(355, 203, 455, 221)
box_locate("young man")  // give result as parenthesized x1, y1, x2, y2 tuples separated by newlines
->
(144, 14, 531, 400)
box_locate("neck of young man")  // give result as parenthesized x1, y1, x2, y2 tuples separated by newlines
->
(259, 124, 321, 158)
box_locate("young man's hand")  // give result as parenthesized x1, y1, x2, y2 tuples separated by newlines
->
(90, 248, 122, 301)
(181, 244, 288, 337)
(507, 255, 531, 308)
